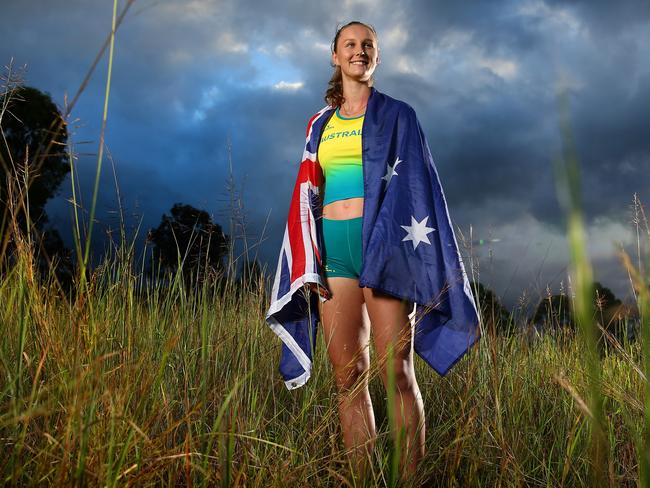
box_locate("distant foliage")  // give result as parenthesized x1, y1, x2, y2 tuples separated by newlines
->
(592, 281, 633, 344)
(471, 282, 513, 335)
(532, 293, 573, 332)
(147, 203, 229, 284)
(530, 282, 635, 343)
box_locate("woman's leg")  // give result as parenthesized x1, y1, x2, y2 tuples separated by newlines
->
(363, 288, 425, 475)
(320, 277, 375, 462)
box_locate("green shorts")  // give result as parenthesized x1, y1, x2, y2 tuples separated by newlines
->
(322, 217, 363, 279)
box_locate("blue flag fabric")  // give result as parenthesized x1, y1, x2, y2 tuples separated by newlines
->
(267, 88, 480, 389)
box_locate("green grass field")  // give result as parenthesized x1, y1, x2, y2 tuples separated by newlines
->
(0, 240, 647, 486)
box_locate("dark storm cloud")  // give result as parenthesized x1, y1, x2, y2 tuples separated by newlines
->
(547, 0, 650, 34)
(571, 75, 650, 218)
(2, 0, 650, 305)
(405, 0, 546, 53)
(377, 0, 650, 232)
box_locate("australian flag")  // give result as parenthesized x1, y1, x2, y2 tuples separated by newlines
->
(266, 88, 480, 390)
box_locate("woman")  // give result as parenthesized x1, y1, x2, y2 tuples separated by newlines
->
(266, 21, 479, 476)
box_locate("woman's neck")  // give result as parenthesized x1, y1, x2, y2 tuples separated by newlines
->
(340, 80, 371, 116)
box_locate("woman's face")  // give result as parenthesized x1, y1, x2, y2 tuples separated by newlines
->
(332, 24, 379, 83)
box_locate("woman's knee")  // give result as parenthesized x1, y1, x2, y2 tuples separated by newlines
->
(332, 355, 370, 392)
(381, 363, 416, 393)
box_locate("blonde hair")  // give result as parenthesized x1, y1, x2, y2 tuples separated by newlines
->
(324, 21, 378, 108)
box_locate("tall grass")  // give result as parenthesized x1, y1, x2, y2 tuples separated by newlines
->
(0, 240, 647, 485)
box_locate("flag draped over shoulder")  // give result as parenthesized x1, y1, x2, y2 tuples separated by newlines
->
(266, 88, 480, 390)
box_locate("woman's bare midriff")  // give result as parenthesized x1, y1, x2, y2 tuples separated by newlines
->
(323, 197, 364, 220)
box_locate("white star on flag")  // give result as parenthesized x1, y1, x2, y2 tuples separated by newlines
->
(401, 215, 436, 250)
(382, 156, 403, 187)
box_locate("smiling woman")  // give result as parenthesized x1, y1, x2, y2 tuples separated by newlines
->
(325, 22, 379, 111)
(266, 20, 480, 481)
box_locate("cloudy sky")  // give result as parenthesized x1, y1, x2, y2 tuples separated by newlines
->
(2, 0, 650, 309)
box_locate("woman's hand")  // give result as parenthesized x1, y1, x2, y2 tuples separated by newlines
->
(304, 282, 331, 299)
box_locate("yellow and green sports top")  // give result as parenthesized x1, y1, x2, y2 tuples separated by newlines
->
(317, 108, 364, 206)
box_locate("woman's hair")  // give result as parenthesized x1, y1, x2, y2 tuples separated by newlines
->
(324, 21, 378, 108)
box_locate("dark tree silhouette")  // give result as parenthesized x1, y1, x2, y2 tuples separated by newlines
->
(529, 283, 632, 346)
(593, 282, 621, 312)
(36, 226, 74, 289)
(531, 294, 573, 332)
(1, 85, 73, 288)
(470, 282, 513, 335)
(1, 86, 69, 230)
(147, 203, 229, 284)
(592, 281, 629, 344)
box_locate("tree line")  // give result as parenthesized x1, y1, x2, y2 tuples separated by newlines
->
(473, 280, 636, 343)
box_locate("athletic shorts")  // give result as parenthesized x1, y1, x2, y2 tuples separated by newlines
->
(322, 217, 363, 279)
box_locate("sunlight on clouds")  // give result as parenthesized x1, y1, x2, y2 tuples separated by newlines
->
(619, 153, 650, 175)
(471, 212, 635, 301)
(192, 86, 221, 123)
(274, 43, 291, 56)
(410, 29, 520, 85)
(384, 25, 408, 50)
(167, 49, 192, 66)
(438, 29, 474, 50)
(296, 28, 329, 53)
(586, 217, 634, 260)
(314, 41, 330, 53)
(392, 29, 476, 78)
(248, 49, 303, 90)
(555, 68, 585, 93)
(158, 0, 219, 22)
(272, 81, 304, 91)
(517, 0, 584, 35)
(478, 57, 519, 80)
(395, 57, 419, 75)
(402, 29, 468, 78)
(214, 32, 248, 54)
(343, 0, 376, 7)
(425, 28, 474, 72)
